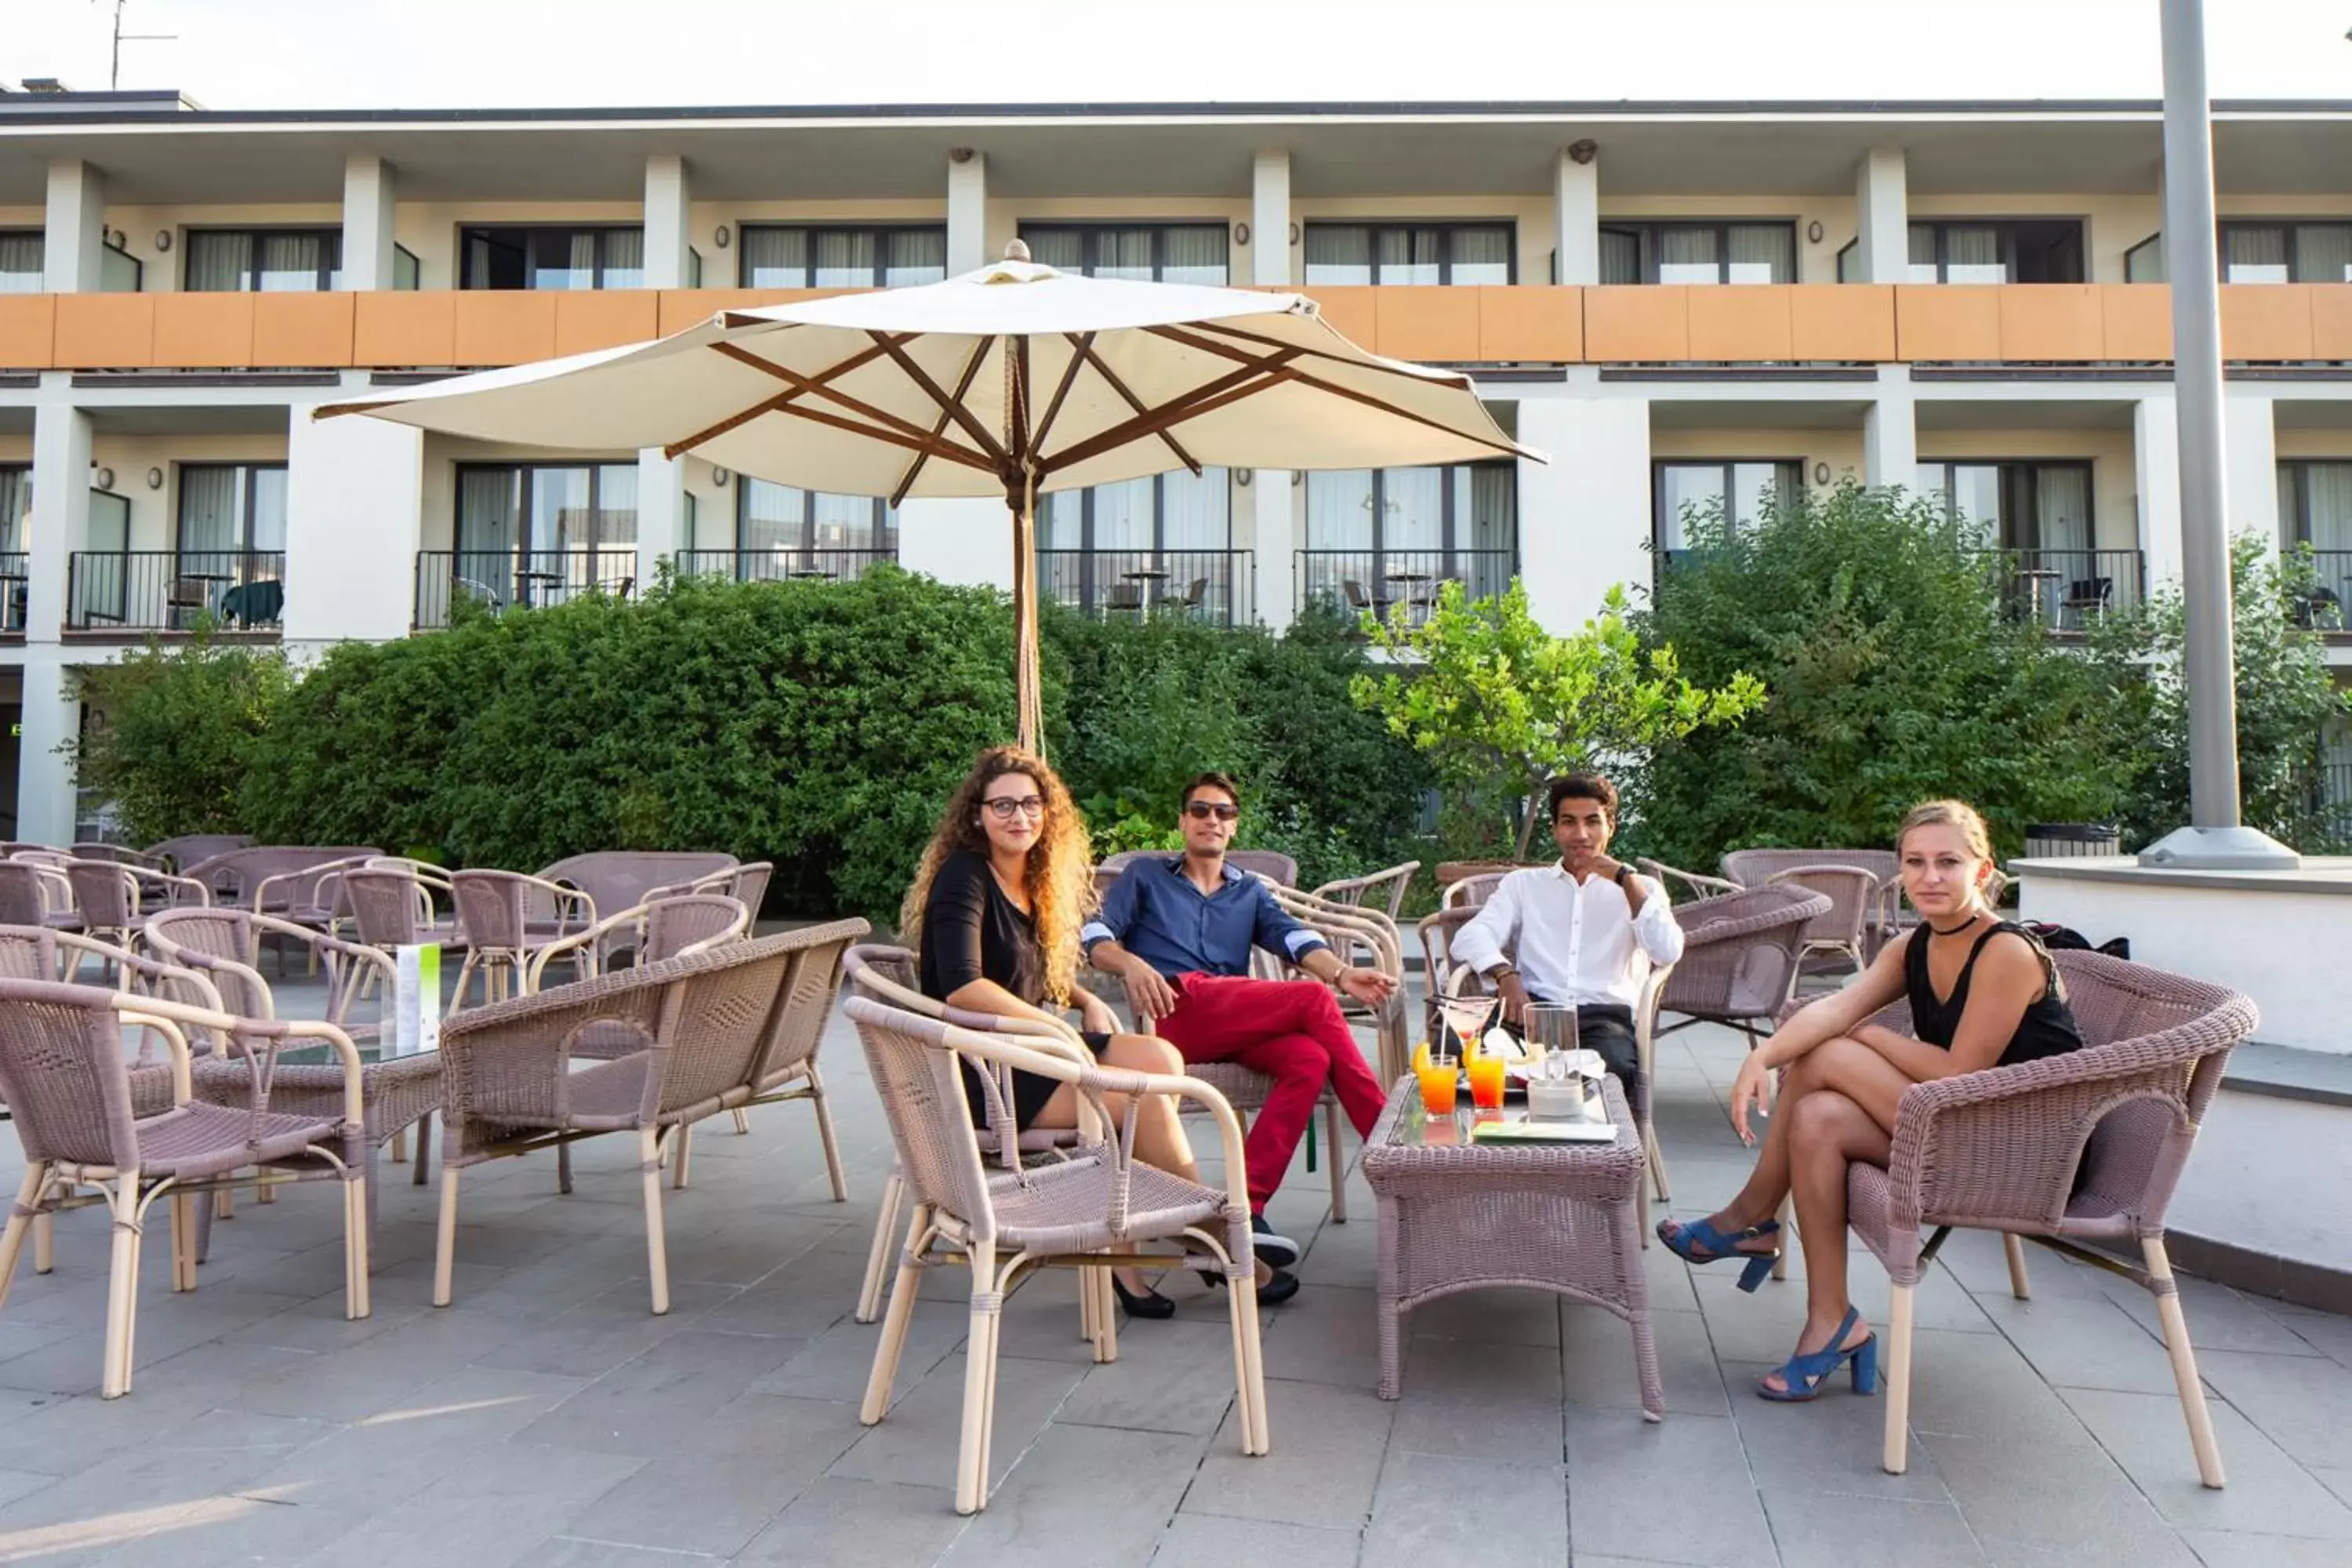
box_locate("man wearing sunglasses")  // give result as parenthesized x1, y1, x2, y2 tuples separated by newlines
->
(1082, 772, 1397, 1301)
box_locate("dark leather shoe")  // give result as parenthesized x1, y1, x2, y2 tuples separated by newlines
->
(1250, 1214, 1301, 1270)
(1111, 1276, 1175, 1320)
(1254, 1268, 1301, 1306)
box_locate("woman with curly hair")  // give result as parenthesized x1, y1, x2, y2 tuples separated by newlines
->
(903, 745, 1202, 1318)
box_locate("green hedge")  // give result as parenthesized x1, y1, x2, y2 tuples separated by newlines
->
(78, 569, 1430, 920)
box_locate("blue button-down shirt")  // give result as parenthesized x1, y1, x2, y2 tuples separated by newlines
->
(1080, 855, 1330, 978)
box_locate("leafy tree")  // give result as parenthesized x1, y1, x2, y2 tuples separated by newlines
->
(67, 626, 296, 843)
(1352, 579, 1766, 858)
(1629, 481, 2142, 869)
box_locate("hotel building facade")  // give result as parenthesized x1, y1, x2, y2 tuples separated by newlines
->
(2, 90, 2350, 839)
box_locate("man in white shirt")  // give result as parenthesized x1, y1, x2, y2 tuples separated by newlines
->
(1449, 772, 1686, 1089)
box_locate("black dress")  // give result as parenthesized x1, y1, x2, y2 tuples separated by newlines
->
(920, 849, 1111, 1127)
(1903, 920, 2082, 1066)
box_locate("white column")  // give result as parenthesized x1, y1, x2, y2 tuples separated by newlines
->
(1552, 149, 1600, 285)
(26, 401, 89, 641)
(2136, 393, 2184, 591)
(1514, 395, 1651, 633)
(282, 397, 423, 649)
(644, 154, 693, 291)
(948, 153, 988, 274)
(1863, 366, 1917, 489)
(2223, 394, 2278, 544)
(1251, 152, 1292, 286)
(636, 449, 688, 588)
(899, 497, 1014, 590)
(16, 657, 81, 847)
(1854, 148, 1909, 285)
(341, 155, 397, 291)
(43, 158, 106, 293)
(1250, 471, 1295, 627)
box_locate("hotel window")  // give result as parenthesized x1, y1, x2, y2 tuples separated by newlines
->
(1600, 223, 1795, 285)
(1653, 461, 1802, 554)
(738, 226, 948, 289)
(176, 464, 288, 558)
(459, 227, 644, 290)
(1301, 223, 1514, 286)
(1915, 461, 2093, 554)
(1302, 465, 1517, 602)
(2220, 222, 2352, 284)
(1019, 224, 1229, 285)
(2125, 233, 2165, 283)
(1043, 470, 1232, 556)
(2278, 462, 2352, 558)
(737, 480, 899, 559)
(455, 463, 638, 586)
(184, 229, 342, 292)
(0, 466, 27, 554)
(0, 232, 41, 293)
(1905, 221, 2084, 284)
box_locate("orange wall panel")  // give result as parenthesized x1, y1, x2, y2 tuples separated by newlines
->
(1374, 287, 1480, 362)
(2220, 285, 2314, 361)
(554, 291, 660, 357)
(0, 296, 56, 369)
(251, 292, 354, 367)
(657, 287, 851, 336)
(2308, 285, 2352, 361)
(1894, 286, 2000, 361)
(1997, 285, 2103, 361)
(1687, 286, 1792, 361)
(453, 293, 558, 365)
(1300, 287, 1378, 350)
(353, 292, 457, 368)
(2098, 285, 2173, 361)
(151, 293, 256, 368)
(53, 294, 157, 369)
(1584, 286, 1689, 361)
(1788, 285, 1894, 361)
(1475, 286, 1581, 362)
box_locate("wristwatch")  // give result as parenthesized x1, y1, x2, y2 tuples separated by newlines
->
(1484, 963, 1518, 983)
(1613, 865, 1632, 888)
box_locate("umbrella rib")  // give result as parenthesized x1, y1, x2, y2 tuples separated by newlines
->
(758, 399, 1000, 472)
(708, 341, 989, 462)
(890, 336, 996, 510)
(866, 332, 1011, 472)
(1038, 353, 1302, 477)
(1149, 325, 1522, 460)
(1070, 337, 1201, 477)
(1178, 319, 1482, 388)
(662, 337, 901, 459)
(1028, 333, 1094, 458)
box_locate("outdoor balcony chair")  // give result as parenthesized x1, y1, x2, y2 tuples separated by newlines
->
(430, 922, 866, 1316)
(448, 869, 597, 1007)
(2060, 575, 2114, 629)
(63, 858, 212, 964)
(1653, 883, 1833, 1052)
(1305, 858, 1422, 920)
(1341, 579, 1391, 616)
(1838, 952, 2255, 1488)
(1105, 583, 1145, 615)
(0, 979, 370, 1398)
(845, 993, 1269, 1515)
(844, 942, 1102, 1325)
(1178, 575, 1210, 614)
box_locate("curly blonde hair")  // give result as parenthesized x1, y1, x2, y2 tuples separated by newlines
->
(900, 746, 1097, 1006)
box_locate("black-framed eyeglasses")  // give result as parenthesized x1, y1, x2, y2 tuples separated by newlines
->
(1184, 802, 1240, 822)
(982, 796, 1047, 820)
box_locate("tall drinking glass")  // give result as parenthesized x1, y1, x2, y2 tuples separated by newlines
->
(1523, 1003, 1584, 1114)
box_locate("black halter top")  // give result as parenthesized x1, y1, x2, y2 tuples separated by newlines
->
(1904, 920, 2082, 1067)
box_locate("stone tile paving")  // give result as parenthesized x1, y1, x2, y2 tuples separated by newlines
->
(0, 973, 2342, 1566)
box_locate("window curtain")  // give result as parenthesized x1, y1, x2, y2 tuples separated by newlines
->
(1730, 463, 1787, 528)
(1161, 467, 1229, 551)
(0, 233, 40, 292)
(599, 230, 644, 290)
(177, 466, 241, 559)
(739, 479, 806, 554)
(1091, 477, 1155, 550)
(1598, 228, 1641, 286)
(886, 229, 947, 286)
(1906, 224, 1938, 282)
(1459, 465, 1515, 597)
(0, 470, 27, 554)
(593, 464, 638, 550)
(185, 231, 252, 292)
(2303, 463, 2352, 554)
(456, 468, 521, 561)
(528, 467, 591, 554)
(1383, 466, 1444, 561)
(256, 233, 326, 292)
(740, 229, 808, 288)
(1307, 470, 1374, 551)
(1161, 227, 1227, 285)
(811, 492, 874, 552)
(1944, 225, 2005, 284)
(1657, 229, 1719, 285)
(1376, 228, 1441, 286)
(1943, 463, 2003, 546)
(815, 230, 877, 288)
(2297, 225, 2352, 285)
(1726, 226, 1792, 284)
(249, 469, 288, 554)
(1023, 230, 1085, 272)
(1094, 229, 1154, 281)
(1040, 490, 1083, 552)
(2225, 227, 2290, 284)
(1449, 227, 1512, 285)
(1655, 466, 1726, 554)
(2034, 466, 2092, 555)
(1303, 226, 1371, 286)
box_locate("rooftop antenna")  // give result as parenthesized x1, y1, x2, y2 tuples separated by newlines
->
(98, 0, 175, 92)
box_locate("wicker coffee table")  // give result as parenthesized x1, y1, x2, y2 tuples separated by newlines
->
(1360, 1074, 1661, 1416)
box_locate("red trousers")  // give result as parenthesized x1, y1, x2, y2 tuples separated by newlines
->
(1152, 973, 1388, 1214)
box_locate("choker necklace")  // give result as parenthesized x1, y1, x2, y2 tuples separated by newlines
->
(1926, 914, 1981, 936)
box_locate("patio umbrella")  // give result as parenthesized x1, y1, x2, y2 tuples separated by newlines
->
(318, 243, 1539, 750)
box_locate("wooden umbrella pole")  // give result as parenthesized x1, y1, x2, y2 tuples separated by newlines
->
(1013, 468, 1043, 753)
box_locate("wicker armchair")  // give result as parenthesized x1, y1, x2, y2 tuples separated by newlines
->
(1721, 848, 1900, 974)
(1847, 953, 2255, 1487)
(845, 993, 1268, 1515)
(448, 869, 596, 1007)
(533, 851, 738, 964)
(63, 858, 212, 960)
(1635, 858, 1740, 902)
(430, 921, 866, 1316)
(1653, 884, 1833, 1050)
(145, 834, 252, 877)
(0, 981, 369, 1397)
(1305, 860, 1421, 920)
(0, 861, 82, 939)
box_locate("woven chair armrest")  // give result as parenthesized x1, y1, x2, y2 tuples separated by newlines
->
(142, 868, 215, 909)
(1682, 897, 1831, 948)
(510, 873, 598, 932)
(524, 903, 648, 990)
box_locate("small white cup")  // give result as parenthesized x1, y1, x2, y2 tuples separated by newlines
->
(1526, 1076, 1586, 1120)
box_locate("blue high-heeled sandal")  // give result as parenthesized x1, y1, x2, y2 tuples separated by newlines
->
(1757, 1306, 1878, 1403)
(1654, 1216, 1781, 1293)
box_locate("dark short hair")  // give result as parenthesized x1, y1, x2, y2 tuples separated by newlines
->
(1548, 771, 1618, 822)
(1180, 771, 1242, 813)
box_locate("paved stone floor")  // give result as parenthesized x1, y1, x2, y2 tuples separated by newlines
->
(0, 975, 2347, 1566)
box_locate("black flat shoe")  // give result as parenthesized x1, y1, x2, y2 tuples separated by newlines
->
(1250, 1214, 1301, 1271)
(1255, 1269, 1301, 1305)
(1111, 1275, 1176, 1320)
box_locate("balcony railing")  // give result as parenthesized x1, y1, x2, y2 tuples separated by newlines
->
(412, 549, 636, 630)
(65, 550, 285, 633)
(2294, 550, 2352, 630)
(1295, 548, 1515, 626)
(1037, 549, 1255, 626)
(672, 548, 898, 586)
(1991, 548, 2146, 631)
(0, 552, 24, 636)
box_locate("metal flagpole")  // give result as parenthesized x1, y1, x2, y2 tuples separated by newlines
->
(2137, 0, 2299, 869)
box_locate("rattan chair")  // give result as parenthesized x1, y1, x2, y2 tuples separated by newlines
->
(533, 851, 738, 964)
(0, 861, 82, 939)
(63, 858, 212, 962)
(846, 993, 1268, 1514)
(1305, 860, 1421, 920)
(1653, 884, 1833, 1051)
(0, 981, 369, 1397)
(431, 921, 866, 1315)
(1722, 848, 1899, 975)
(145, 834, 252, 877)
(448, 869, 596, 1007)
(1635, 858, 1740, 902)
(1846, 953, 2255, 1487)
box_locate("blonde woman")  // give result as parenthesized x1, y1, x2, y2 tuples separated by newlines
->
(903, 746, 1200, 1318)
(1657, 800, 2082, 1401)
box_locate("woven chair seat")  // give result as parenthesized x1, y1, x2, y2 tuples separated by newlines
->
(988, 1150, 1230, 1253)
(459, 1049, 652, 1130)
(191, 1050, 441, 1144)
(130, 1101, 342, 1178)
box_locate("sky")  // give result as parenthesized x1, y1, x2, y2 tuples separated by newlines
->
(4, 0, 2351, 111)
